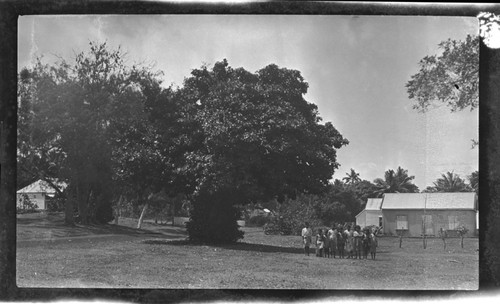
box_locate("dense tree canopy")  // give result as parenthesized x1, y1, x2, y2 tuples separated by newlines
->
(18, 44, 349, 243)
(406, 34, 479, 113)
(18, 42, 170, 224)
(179, 59, 348, 242)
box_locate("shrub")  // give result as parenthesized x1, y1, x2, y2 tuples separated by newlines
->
(46, 197, 65, 212)
(17, 194, 38, 213)
(246, 215, 270, 227)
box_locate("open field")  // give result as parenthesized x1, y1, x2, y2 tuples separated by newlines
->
(17, 212, 478, 289)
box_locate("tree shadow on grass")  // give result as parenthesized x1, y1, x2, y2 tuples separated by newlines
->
(17, 215, 187, 239)
(143, 239, 304, 254)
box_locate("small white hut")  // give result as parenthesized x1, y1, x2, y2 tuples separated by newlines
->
(355, 198, 383, 228)
(16, 179, 66, 210)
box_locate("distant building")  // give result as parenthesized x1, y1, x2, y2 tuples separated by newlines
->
(355, 198, 383, 228)
(382, 192, 478, 237)
(16, 179, 67, 210)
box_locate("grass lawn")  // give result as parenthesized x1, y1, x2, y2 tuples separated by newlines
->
(17, 212, 478, 290)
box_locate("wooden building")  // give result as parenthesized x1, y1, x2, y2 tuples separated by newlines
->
(382, 192, 477, 237)
(355, 198, 383, 228)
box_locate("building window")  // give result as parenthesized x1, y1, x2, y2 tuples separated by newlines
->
(396, 215, 408, 230)
(448, 215, 459, 230)
(379, 216, 383, 227)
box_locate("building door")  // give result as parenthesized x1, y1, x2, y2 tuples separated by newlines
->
(422, 215, 433, 236)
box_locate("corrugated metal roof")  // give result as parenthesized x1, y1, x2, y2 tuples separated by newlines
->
(17, 179, 67, 194)
(365, 198, 383, 210)
(382, 192, 477, 210)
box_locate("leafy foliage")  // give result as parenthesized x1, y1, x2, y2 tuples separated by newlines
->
(17, 42, 167, 224)
(16, 194, 38, 213)
(468, 171, 478, 194)
(373, 166, 419, 196)
(406, 35, 479, 112)
(180, 59, 348, 243)
(426, 171, 472, 193)
(342, 168, 361, 185)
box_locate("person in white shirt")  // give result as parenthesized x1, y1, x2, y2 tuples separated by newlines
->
(301, 222, 313, 256)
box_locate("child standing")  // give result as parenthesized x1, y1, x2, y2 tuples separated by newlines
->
(323, 229, 331, 258)
(315, 229, 325, 257)
(362, 228, 370, 260)
(344, 226, 353, 259)
(301, 222, 313, 256)
(352, 226, 360, 259)
(330, 227, 338, 258)
(336, 227, 345, 259)
(369, 229, 378, 260)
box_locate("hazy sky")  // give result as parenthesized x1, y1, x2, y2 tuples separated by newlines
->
(18, 15, 479, 190)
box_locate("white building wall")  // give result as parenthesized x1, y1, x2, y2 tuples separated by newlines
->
(365, 211, 383, 227)
(17, 192, 46, 210)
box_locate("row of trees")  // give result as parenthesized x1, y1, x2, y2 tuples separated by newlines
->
(18, 42, 349, 243)
(343, 168, 478, 195)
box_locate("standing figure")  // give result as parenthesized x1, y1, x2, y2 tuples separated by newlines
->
(323, 229, 331, 258)
(336, 227, 345, 259)
(352, 226, 360, 259)
(330, 227, 338, 258)
(301, 222, 313, 256)
(315, 229, 325, 257)
(363, 228, 371, 259)
(344, 226, 353, 259)
(369, 229, 378, 260)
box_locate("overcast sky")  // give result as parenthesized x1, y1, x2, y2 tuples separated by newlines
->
(18, 15, 479, 190)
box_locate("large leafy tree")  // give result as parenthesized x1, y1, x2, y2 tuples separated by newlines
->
(17, 42, 168, 225)
(374, 166, 419, 196)
(179, 59, 348, 243)
(406, 34, 479, 113)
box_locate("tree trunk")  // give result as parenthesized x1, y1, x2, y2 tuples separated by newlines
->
(64, 197, 74, 226)
(114, 206, 119, 225)
(114, 195, 123, 225)
(171, 202, 175, 226)
(137, 203, 148, 229)
(76, 183, 89, 224)
(461, 236, 464, 249)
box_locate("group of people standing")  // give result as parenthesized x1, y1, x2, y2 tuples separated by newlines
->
(301, 222, 378, 260)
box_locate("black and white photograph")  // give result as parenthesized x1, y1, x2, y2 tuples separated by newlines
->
(12, 11, 481, 291)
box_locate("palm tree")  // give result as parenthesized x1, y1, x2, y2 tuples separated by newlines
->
(432, 171, 471, 192)
(374, 166, 419, 197)
(342, 168, 361, 185)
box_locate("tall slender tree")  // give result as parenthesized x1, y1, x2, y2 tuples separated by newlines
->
(431, 171, 471, 192)
(342, 168, 361, 185)
(374, 166, 419, 196)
